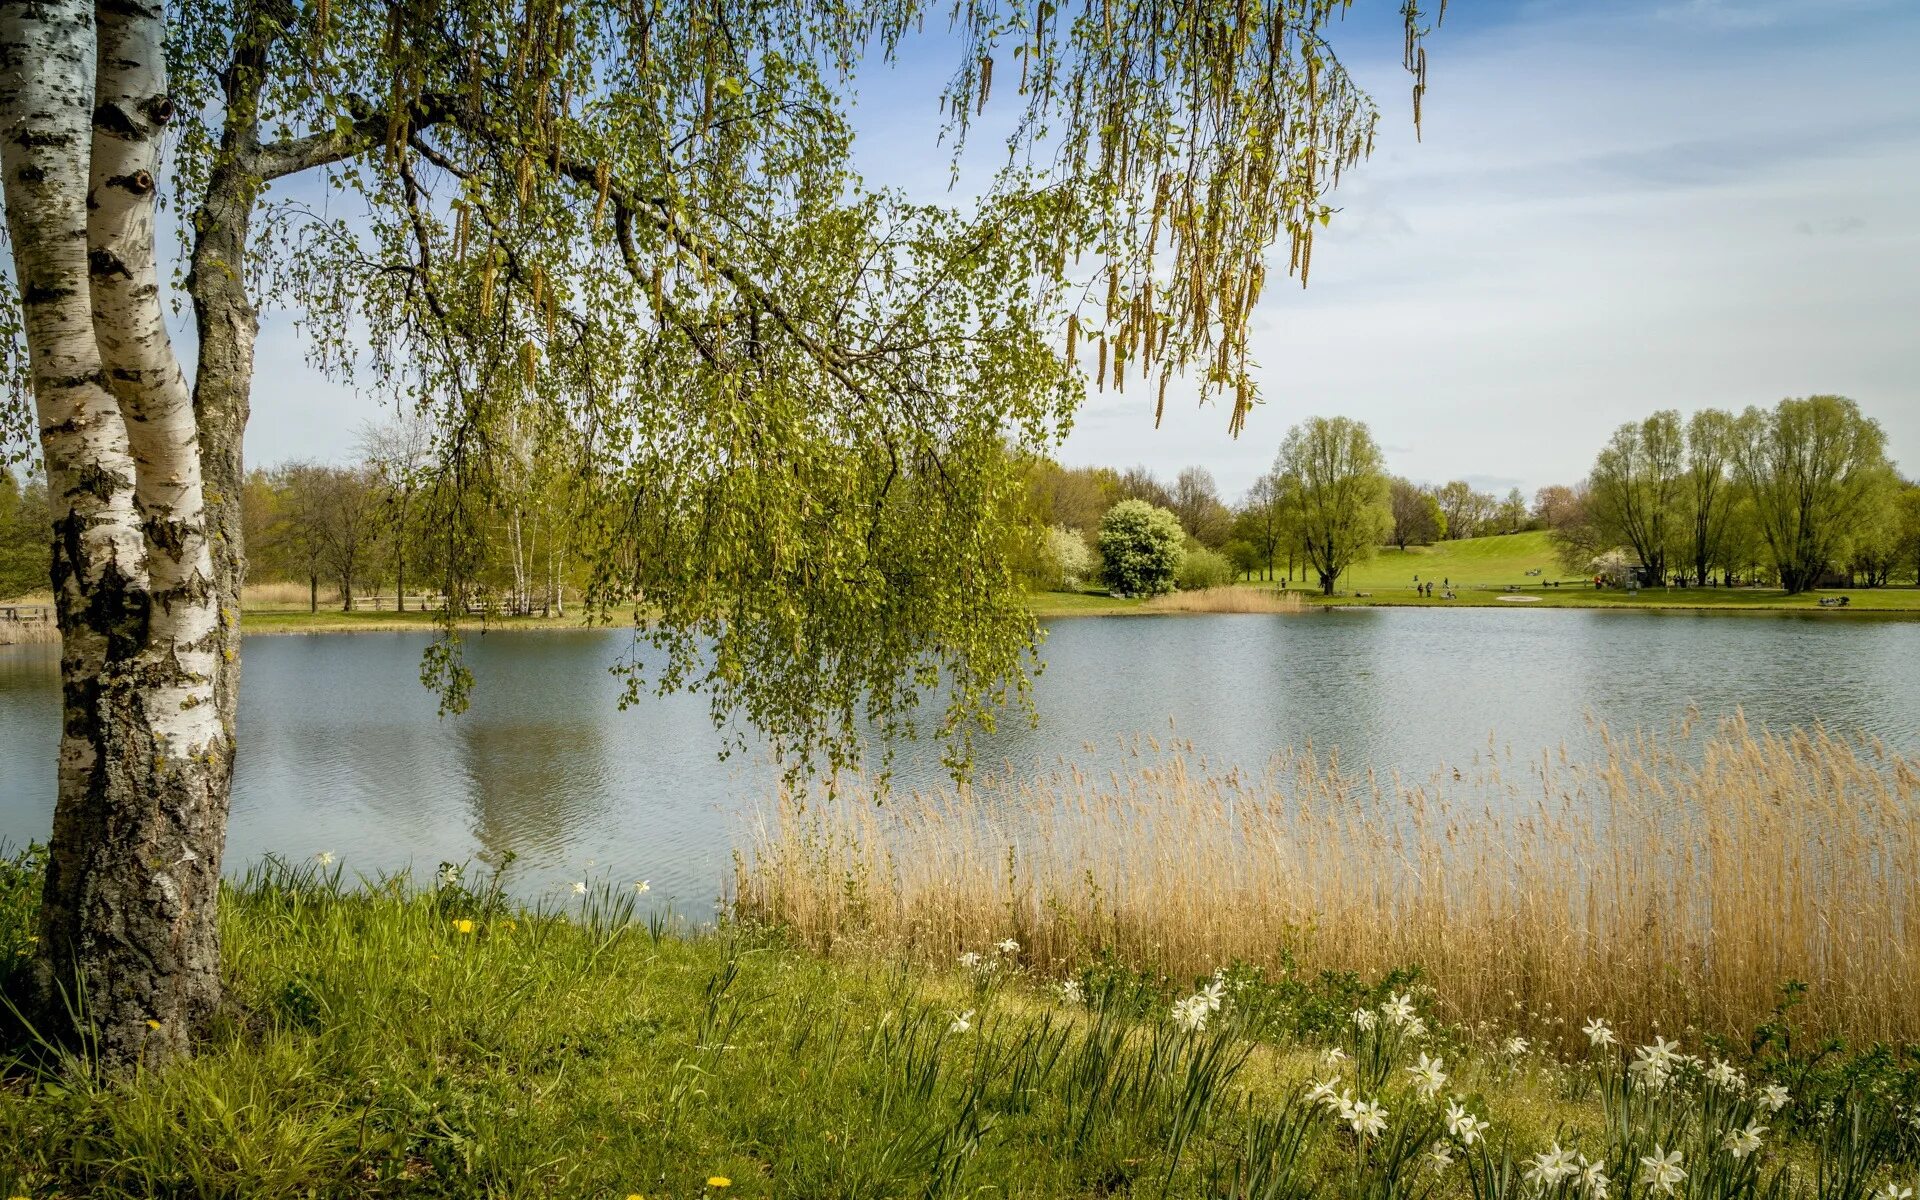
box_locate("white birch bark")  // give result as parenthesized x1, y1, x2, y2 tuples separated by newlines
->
(89, 0, 222, 754)
(1, 0, 229, 1065)
(0, 0, 146, 801)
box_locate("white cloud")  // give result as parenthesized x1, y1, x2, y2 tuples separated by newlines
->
(226, 1, 1920, 504)
(1049, 0, 1920, 499)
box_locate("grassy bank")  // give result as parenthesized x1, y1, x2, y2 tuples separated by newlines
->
(1028, 532, 1920, 617)
(241, 608, 612, 635)
(736, 717, 1920, 1051)
(2, 855, 1916, 1199)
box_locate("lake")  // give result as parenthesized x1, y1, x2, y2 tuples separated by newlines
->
(2, 609, 1916, 910)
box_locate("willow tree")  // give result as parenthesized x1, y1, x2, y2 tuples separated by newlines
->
(1274, 414, 1389, 594)
(1588, 410, 1685, 585)
(0, 0, 1440, 1064)
(1730, 396, 1893, 593)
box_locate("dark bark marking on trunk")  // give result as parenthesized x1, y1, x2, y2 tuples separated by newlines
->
(88, 247, 133, 278)
(90, 103, 140, 138)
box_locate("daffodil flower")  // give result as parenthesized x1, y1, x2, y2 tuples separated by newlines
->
(1639, 1146, 1686, 1195)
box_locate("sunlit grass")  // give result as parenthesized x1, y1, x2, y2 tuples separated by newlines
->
(2, 838, 1916, 1196)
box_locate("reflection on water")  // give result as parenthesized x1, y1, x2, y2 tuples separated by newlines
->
(1, 610, 1916, 907)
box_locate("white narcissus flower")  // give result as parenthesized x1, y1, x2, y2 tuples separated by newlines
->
(1757, 1083, 1791, 1113)
(1324, 1046, 1350, 1066)
(1198, 977, 1228, 1012)
(633, 879, 650, 894)
(314, 851, 335, 866)
(1172, 994, 1211, 1033)
(1637, 1036, 1681, 1070)
(1706, 1058, 1744, 1091)
(1407, 1052, 1448, 1100)
(1525, 1144, 1579, 1187)
(1346, 1098, 1388, 1139)
(1639, 1147, 1686, 1196)
(571, 881, 587, 895)
(1306, 1077, 1342, 1110)
(995, 938, 1019, 955)
(1504, 1035, 1530, 1056)
(1579, 1155, 1611, 1199)
(1380, 992, 1416, 1026)
(1874, 1184, 1914, 1200)
(957, 951, 982, 970)
(1352, 1008, 1378, 1031)
(1426, 1141, 1455, 1172)
(1723, 1121, 1765, 1159)
(949, 1009, 973, 1034)
(1583, 1017, 1617, 1047)
(1444, 1101, 1488, 1146)
(1058, 978, 1084, 1005)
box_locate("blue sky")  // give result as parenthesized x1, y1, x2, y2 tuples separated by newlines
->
(241, 0, 1920, 502)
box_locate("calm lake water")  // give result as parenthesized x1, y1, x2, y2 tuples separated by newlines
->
(2, 610, 1916, 909)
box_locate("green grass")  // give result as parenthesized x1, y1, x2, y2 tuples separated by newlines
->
(1, 854, 1915, 1198)
(1027, 532, 1920, 617)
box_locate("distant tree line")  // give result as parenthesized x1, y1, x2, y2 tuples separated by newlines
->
(8, 398, 1915, 607)
(1019, 393, 1917, 598)
(0, 469, 50, 600)
(1537, 396, 1919, 593)
(239, 416, 586, 615)
(1023, 416, 1545, 596)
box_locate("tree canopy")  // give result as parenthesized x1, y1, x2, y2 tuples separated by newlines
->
(1274, 414, 1389, 594)
(1098, 498, 1184, 597)
(0, 0, 1441, 1062)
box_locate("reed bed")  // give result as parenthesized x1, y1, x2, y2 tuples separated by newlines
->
(733, 715, 1920, 1049)
(241, 580, 332, 608)
(1141, 586, 1306, 613)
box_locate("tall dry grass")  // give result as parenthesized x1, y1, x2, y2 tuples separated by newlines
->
(733, 714, 1920, 1049)
(1141, 586, 1306, 613)
(243, 581, 331, 609)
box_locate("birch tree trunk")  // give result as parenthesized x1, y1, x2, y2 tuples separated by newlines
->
(3, 0, 230, 1065)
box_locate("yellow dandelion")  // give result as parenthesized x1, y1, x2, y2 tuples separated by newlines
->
(707, 1178, 731, 1189)
(501, 919, 517, 932)
(626, 1194, 645, 1200)
(453, 918, 475, 935)
(146, 1019, 162, 1030)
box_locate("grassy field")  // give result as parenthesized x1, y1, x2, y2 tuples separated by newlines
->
(1029, 532, 1920, 617)
(2, 848, 1915, 1199)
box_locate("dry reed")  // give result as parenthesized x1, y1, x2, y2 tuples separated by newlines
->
(243, 581, 333, 609)
(1141, 586, 1306, 614)
(733, 714, 1920, 1049)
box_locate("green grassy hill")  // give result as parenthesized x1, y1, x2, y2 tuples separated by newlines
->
(1339, 530, 1562, 590)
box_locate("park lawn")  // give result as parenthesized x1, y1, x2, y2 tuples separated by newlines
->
(1026, 531, 1920, 617)
(1343, 530, 1569, 591)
